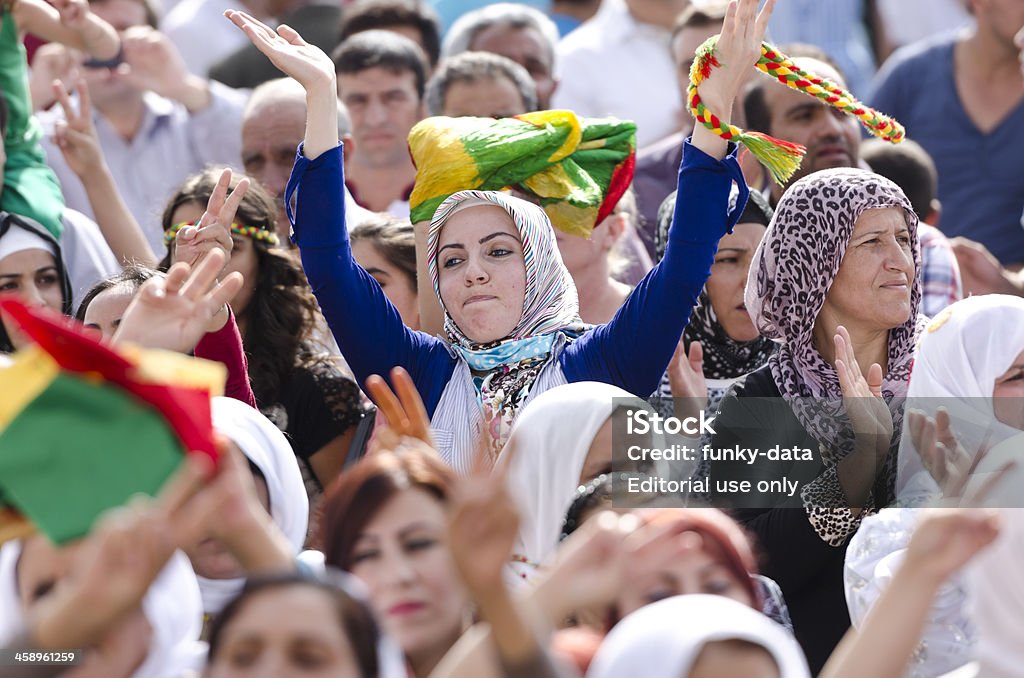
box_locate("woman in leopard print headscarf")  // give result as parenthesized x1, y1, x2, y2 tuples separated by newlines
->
(709, 167, 926, 673)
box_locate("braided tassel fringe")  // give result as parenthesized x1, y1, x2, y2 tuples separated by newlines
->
(689, 36, 905, 185)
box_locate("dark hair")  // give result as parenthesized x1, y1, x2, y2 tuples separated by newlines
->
(207, 572, 380, 677)
(671, 1, 728, 42)
(87, 0, 160, 29)
(0, 214, 72, 353)
(425, 51, 537, 116)
(159, 169, 325, 405)
(743, 43, 847, 136)
(332, 30, 430, 101)
(320, 449, 454, 570)
(338, 0, 441, 67)
(75, 264, 161, 322)
(349, 215, 417, 292)
(861, 138, 938, 221)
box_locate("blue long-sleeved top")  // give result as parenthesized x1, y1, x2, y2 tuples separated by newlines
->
(285, 138, 747, 417)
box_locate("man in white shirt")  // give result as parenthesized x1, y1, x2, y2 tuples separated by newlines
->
(552, 0, 688, 147)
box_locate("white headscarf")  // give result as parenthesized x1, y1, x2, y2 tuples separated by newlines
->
(499, 382, 647, 582)
(0, 540, 204, 678)
(896, 295, 1024, 504)
(198, 398, 309, 615)
(964, 437, 1024, 678)
(587, 594, 810, 678)
(845, 509, 975, 678)
(0, 540, 24, 644)
(0, 223, 56, 263)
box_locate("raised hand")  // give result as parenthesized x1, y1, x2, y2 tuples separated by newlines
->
(50, 0, 119, 59)
(447, 437, 522, 599)
(907, 408, 973, 496)
(172, 168, 248, 272)
(113, 248, 243, 353)
(903, 509, 1000, 586)
(697, 0, 776, 110)
(177, 439, 296, 574)
(667, 339, 708, 422)
(225, 10, 338, 159)
(114, 26, 210, 111)
(224, 10, 335, 91)
(365, 366, 436, 454)
(834, 325, 893, 447)
(29, 44, 79, 111)
(51, 0, 89, 30)
(52, 78, 103, 178)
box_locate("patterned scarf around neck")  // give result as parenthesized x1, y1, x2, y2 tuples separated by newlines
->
(427, 190, 588, 451)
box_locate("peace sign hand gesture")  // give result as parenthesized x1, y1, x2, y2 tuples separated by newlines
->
(172, 168, 249, 274)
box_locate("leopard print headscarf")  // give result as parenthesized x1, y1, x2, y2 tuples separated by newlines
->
(745, 168, 926, 455)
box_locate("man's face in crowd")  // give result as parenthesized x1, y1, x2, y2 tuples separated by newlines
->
(338, 66, 423, 168)
(671, 22, 724, 98)
(241, 98, 306, 226)
(83, 0, 147, 103)
(470, 25, 556, 109)
(442, 75, 528, 117)
(761, 58, 862, 185)
(975, 0, 1024, 49)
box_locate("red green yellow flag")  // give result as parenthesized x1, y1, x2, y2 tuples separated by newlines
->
(0, 298, 225, 544)
(408, 110, 636, 238)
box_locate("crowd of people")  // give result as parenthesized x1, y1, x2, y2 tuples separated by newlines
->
(1, 0, 1024, 675)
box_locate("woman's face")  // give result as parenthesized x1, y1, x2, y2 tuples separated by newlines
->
(185, 442, 272, 580)
(83, 284, 136, 341)
(0, 248, 63, 349)
(689, 640, 780, 678)
(207, 585, 362, 678)
(706, 222, 767, 343)
(351, 239, 420, 329)
(616, 531, 754, 617)
(993, 349, 1024, 429)
(554, 212, 623, 278)
(349, 488, 467, 662)
(819, 208, 915, 333)
(170, 203, 260, 317)
(436, 205, 527, 344)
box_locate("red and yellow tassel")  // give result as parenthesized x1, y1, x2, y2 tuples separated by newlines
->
(689, 37, 905, 185)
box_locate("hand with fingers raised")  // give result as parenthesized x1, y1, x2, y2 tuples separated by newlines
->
(667, 339, 708, 422)
(364, 366, 437, 455)
(112, 248, 243, 353)
(172, 168, 249, 274)
(907, 408, 974, 497)
(223, 10, 335, 93)
(903, 509, 1000, 587)
(834, 325, 894, 451)
(51, 78, 103, 178)
(447, 436, 522, 600)
(224, 10, 339, 160)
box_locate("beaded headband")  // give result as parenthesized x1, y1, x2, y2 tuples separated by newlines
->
(689, 37, 905, 185)
(163, 221, 280, 247)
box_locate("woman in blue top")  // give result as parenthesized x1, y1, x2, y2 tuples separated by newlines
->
(225, 0, 771, 472)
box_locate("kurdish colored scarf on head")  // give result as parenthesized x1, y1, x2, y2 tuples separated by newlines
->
(745, 168, 925, 455)
(427, 190, 587, 450)
(408, 110, 635, 238)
